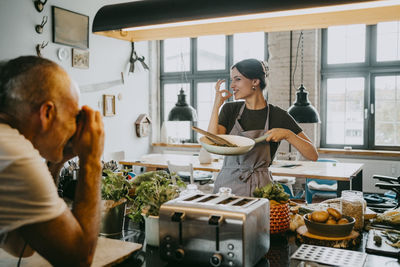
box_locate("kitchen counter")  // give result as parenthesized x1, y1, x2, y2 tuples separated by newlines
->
(121, 154, 364, 196)
(112, 218, 399, 267)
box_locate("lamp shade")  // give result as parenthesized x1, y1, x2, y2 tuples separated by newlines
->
(288, 85, 320, 123)
(168, 89, 198, 122)
(93, 0, 374, 32)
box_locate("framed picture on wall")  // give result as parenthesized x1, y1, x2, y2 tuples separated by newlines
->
(103, 95, 116, 117)
(52, 6, 89, 49)
(72, 48, 89, 69)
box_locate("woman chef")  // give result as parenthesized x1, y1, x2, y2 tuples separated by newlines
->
(208, 58, 318, 197)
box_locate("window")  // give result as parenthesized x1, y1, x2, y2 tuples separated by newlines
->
(160, 33, 267, 142)
(321, 22, 400, 150)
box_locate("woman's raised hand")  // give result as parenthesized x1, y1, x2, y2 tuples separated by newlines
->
(214, 79, 232, 107)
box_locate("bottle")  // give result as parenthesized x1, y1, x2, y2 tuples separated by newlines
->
(341, 190, 364, 231)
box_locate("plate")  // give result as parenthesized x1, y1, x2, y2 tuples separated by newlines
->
(57, 48, 68, 61)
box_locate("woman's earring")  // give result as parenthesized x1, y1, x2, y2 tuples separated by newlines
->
(252, 86, 256, 90)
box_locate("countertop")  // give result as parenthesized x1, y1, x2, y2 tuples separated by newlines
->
(111, 218, 399, 267)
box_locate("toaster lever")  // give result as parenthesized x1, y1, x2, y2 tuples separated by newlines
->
(171, 212, 185, 222)
(209, 215, 223, 225)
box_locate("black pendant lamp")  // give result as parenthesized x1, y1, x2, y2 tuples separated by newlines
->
(168, 88, 198, 121)
(288, 31, 320, 123)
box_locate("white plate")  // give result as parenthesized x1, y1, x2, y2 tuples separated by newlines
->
(57, 48, 68, 61)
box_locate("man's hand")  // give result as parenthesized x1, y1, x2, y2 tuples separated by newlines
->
(70, 106, 104, 163)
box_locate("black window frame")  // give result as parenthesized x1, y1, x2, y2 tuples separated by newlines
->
(160, 33, 269, 142)
(320, 24, 400, 150)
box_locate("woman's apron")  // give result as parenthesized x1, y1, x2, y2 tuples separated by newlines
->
(213, 103, 273, 197)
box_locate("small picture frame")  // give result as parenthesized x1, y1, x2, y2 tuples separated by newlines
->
(72, 48, 89, 69)
(103, 95, 116, 117)
(52, 6, 89, 49)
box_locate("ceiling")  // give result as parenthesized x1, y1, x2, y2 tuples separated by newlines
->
(92, 0, 400, 42)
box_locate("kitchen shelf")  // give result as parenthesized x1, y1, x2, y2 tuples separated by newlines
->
(318, 148, 400, 158)
(152, 142, 201, 148)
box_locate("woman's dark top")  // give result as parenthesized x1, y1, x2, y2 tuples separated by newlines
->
(218, 101, 302, 160)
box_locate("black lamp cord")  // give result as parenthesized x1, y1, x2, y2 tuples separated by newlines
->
(291, 31, 303, 93)
(180, 51, 189, 88)
(17, 241, 27, 267)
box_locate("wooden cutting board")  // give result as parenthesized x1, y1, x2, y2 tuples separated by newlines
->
(364, 207, 377, 220)
(296, 225, 361, 248)
(0, 237, 142, 267)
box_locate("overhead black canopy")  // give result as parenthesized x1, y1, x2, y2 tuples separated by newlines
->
(92, 0, 374, 33)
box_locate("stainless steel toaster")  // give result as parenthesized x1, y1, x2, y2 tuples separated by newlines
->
(159, 193, 270, 267)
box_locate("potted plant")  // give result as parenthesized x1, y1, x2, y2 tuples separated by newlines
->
(129, 170, 185, 246)
(100, 168, 133, 236)
(253, 183, 290, 234)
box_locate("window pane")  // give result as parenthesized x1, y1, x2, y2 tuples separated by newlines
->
(163, 83, 191, 142)
(196, 82, 216, 136)
(197, 35, 226, 71)
(327, 25, 366, 64)
(163, 38, 190, 72)
(233, 32, 264, 63)
(326, 77, 364, 145)
(377, 21, 400, 62)
(375, 75, 400, 146)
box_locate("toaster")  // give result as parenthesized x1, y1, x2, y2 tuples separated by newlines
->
(159, 193, 270, 267)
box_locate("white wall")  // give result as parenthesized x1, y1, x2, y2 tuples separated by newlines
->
(0, 0, 152, 160)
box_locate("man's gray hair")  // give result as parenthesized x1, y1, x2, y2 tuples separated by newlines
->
(0, 56, 58, 119)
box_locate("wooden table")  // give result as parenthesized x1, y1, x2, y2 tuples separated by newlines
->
(120, 153, 364, 195)
(0, 237, 142, 267)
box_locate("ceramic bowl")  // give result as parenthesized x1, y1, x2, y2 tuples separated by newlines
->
(303, 214, 355, 237)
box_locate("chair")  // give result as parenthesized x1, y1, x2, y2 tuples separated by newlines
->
(167, 160, 194, 184)
(273, 176, 296, 198)
(305, 159, 338, 204)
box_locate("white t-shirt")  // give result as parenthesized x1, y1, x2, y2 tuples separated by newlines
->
(0, 123, 67, 244)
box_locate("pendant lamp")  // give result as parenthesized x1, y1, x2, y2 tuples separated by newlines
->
(288, 31, 320, 123)
(168, 88, 198, 121)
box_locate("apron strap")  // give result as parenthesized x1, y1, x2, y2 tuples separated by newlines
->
(236, 102, 246, 120)
(238, 160, 269, 182)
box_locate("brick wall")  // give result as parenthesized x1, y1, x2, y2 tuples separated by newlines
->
(267, 29, 321, 154)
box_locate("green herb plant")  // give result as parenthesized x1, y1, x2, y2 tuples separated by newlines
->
(129, 170, 186, 222)
(101, 169, 133, 202)
(253, 182, 290, 204)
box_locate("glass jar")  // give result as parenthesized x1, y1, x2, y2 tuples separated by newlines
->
(340, 190, 364, 231)
(217, 187, 233, 196)
(179, 184, 202, 197)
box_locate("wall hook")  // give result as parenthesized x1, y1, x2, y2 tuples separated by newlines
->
(128, 42, 149, 73)
(36, 41, 49, 57)
(35, 16, 48, 34)
(34, 0, 48, 12)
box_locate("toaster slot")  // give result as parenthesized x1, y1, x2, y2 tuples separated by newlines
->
(197, 195, 218, 203)
(232, 198, 253, 206)
(183, 194, 204, 201)
(217, 197, 238, 205)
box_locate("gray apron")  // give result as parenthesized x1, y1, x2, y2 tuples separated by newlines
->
(213, 103, 273, 197)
